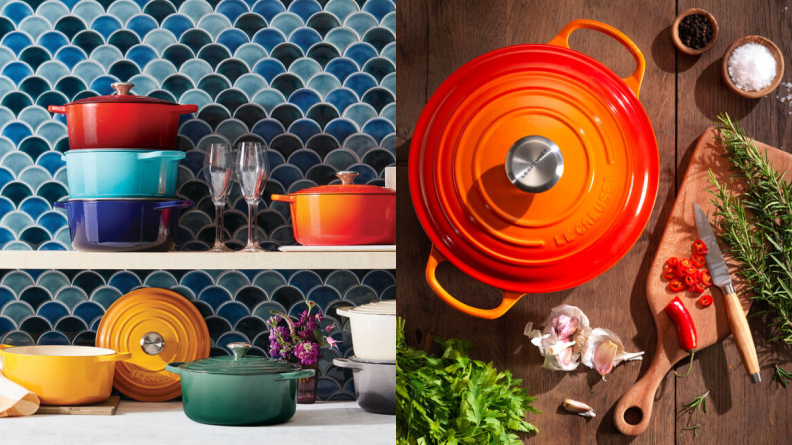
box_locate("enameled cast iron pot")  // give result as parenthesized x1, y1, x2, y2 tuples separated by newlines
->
(409, 19, 659, 319)
(271, 171, 396, 246)
(337, 300, 396, 361)
(55, 199, 193, 252)
(333, 357, 395, 415)
(166, 342, 314, 426)
(64, 150, 185, 199)
(0, 345, 130, 405)
(49, 82, 198, 150)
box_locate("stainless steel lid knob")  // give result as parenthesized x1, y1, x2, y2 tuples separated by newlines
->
(228, 342, 251, 360)
(140, 332, 164, 355)
(504, 135, 564, 193)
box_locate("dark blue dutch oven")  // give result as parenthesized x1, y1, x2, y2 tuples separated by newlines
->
(54, 199, 193, 252)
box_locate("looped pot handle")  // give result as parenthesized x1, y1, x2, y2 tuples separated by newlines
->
(165, 362, 185, 375)
(547, 19, 645, 99)
(426, 245, 524, 319)
(332, 358, 363, 370)
(270, 194, 295, 203)
(153, 200, 194, 210)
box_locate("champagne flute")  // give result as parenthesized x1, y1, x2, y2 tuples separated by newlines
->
(235, 141, 269, 252)
(203, 143, 234, 252)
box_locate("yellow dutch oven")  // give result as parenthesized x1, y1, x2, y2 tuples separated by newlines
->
(0, 345, 131, 405)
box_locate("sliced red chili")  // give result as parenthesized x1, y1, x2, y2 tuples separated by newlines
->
(669, 279, 685, 292)
(684, 274, 698, 286)
(682, 266, 697, 277)
(676, 258, 693, 276)
(691, 254, 706, 268)
(664, 296, 698, 378)
(664, 267, 677, 280)
(700, 270, 712, 287)
(690, 283, 705, 294)
(692, 239, 708, 255)
(698, 295, 713, 307)
(666, 257, 679, 268)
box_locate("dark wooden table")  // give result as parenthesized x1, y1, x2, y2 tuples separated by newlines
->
(396, 1, 792, 443)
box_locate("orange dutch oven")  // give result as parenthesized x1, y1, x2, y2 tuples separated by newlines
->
(272, 171, 396, 246)
(409, 20, 659, 319)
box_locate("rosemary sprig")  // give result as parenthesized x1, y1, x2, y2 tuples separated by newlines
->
(708, 113, 792, 345)
(774, 365, 792, 388)
(683, 424, 701, 438)
(683, 391, 709, 414)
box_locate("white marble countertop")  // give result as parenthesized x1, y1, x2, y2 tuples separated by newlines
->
(0, 401, 396, 445)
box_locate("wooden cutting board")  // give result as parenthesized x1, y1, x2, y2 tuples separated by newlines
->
(35, 396, 120, 416)
(613, 127, 792, 435)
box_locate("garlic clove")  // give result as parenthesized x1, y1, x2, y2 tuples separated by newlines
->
(581, 328, 645, 378)
(592, 341, 619, 376)
(542, 305, 590, 339)
(562, 399, 596, 417)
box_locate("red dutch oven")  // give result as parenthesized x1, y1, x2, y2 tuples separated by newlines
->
(409, 20, 659, 319)
(272, 171, 396, 246)
(49, 82, 198, 150)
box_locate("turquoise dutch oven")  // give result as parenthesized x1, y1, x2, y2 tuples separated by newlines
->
(64, 150, 185, 199)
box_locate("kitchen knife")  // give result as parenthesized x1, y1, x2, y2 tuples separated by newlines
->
(692, 203, 761, 383)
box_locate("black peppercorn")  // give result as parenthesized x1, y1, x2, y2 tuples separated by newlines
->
(678, 14, 713, 50)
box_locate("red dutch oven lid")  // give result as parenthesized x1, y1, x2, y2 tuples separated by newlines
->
(409, 20, 659, 318)
(292, 171, 395, 195)
(67, 82, 183, 105)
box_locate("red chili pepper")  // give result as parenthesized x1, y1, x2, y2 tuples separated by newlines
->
(684, 274, 698, 286)
(669, 279, 685, 292)
(666, 257, 679, 268)
(689, 283, 705, 294)
(692, 239, 708, 255)
(663, 266, 676, 280)
(698, 294, 713, 307)
(664, 296, 697, 378)
(700, 270, 712, 287)
(691, 254, 706, 268)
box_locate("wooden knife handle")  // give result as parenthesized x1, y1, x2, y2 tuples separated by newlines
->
(723, 291, 761, 382)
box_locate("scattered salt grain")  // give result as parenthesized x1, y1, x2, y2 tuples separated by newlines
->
(728, 42, 777, 92)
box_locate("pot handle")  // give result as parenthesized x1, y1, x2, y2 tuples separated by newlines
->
(176, 104, 199, 114)
(95, 352, 132, 362)
(153, 200, 194, 210)
(333, 358, 364, 370)
(547, 19, 645, 99)
(48, 105, 66, 114)
(0, 344, 10, 353)
(270, 194, 295, 203)
(54, 201, 67, 209)
(426, 245, 524, 319)
(137, 151, 186, 160)
(165, 362, 185, 375)
(277, 369, 315, 380)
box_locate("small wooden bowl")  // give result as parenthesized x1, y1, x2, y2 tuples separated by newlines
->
(672, 8, 718, 55)
(722, 35, 785, 99)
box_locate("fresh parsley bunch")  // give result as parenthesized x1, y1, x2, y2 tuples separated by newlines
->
(396, 318, 539, 444)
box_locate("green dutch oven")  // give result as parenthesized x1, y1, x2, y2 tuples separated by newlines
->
(166, 342, 314, 426)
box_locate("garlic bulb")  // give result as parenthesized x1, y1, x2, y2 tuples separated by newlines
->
(524, 305, 591, 371)
(581, 328, 644, 380)
(562, 399, 596, 417)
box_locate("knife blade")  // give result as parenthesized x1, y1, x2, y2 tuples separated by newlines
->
(692, 203, 733, 292)
(692, 202, 760, 383)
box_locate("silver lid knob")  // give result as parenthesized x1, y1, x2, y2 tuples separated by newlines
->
(228, 342, 251, 360)
(140, 332, 164, 355)
(504, 135, 564, 193)
(111, 82, 134, 95)
(336, 170, 358, 185)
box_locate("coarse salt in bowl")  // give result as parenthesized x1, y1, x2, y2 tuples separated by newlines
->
(727, 42, 777, 92)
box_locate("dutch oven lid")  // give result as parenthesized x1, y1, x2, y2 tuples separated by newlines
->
(337, 300, 396, 316)
(177, 343, 303, 375)
(96, 288, 211, 401)
(68, 82, 182, 105)
(409, 20, 659, 294)
(293, 171, 396, 196)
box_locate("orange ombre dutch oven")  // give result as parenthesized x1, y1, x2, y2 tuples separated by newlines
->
(409, 20, 658, 319)
(272, 171, 396, 245)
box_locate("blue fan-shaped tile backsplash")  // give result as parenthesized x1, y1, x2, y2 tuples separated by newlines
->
(0, 0, 397, 401)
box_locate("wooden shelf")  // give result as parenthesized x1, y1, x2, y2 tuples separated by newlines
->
(0, 251, 396, 270)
